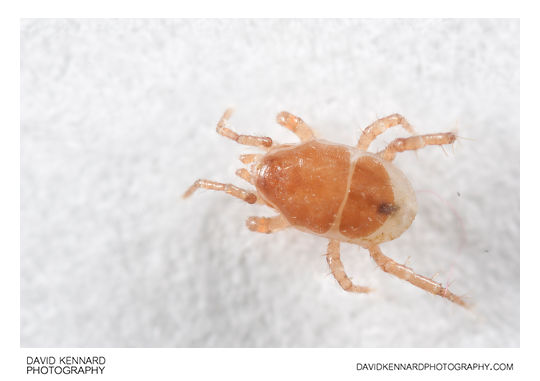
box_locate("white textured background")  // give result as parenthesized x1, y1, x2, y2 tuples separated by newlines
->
(21, 19, 519, 347)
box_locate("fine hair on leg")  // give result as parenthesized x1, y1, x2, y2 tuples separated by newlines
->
(379, 132, 457, 161)
(368, 244, 468, 308)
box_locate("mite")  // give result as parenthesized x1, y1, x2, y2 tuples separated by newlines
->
(184, 109, 468, 308)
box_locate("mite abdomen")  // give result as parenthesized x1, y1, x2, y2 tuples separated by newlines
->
(338, 155, 395, 238)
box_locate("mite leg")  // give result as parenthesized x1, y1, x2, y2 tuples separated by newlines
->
(183, 179, 257, 204)
(326, 240, 371, 293)
(234, 170, 271, 206)
(217, 108, 273, 149)
(368, 245, 469, 308)
(246, 214, 290, 233)
(378, 132, 457, 161)
(235, 168, 253, 185)
(357, 114, 417, 151)
(276, 111, 315, 142)
(239, 153, 262, 164)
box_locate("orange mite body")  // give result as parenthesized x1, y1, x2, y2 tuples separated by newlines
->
(255, 140, 416, 246)
(184, 109, 468, 308)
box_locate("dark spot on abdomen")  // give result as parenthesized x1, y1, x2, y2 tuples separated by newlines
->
(378, 202, 400, 215)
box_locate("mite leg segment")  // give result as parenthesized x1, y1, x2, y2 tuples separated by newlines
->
(357, 113, 417, 151)
(239, 153, 262, 164)
(217, 108, 273, 149)
(276, 111, 315, 142)
(246, 214, 290, 233)
(235, 168, 253, 185)
(326, 240, 371, 293)
(183, 179, 257, 204)
(378, 132, 457, 161)
(368, 245, 468, 308)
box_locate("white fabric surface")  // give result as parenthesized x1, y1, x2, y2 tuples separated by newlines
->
(21, 19, 519, 347)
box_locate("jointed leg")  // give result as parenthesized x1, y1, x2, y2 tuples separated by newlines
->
(239, 153, 262, 164)
(327, 240, 371, 293)
(235, 168, 253, 185)
(368, 245, 468, 308)
(246, 214, 289, 233)
(183, 179, 257, 204)
(276, 111, 315, 142)
(379, 132, 456, 161)
(357, 114, 417, 151)
(217, 108, 273, 149)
